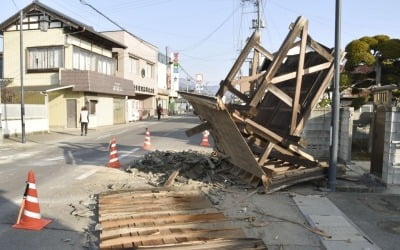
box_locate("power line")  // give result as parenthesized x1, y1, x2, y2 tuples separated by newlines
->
(79, 0, 127, 31)
(178, 4, 242, 52)
(10, 0, 18, 10)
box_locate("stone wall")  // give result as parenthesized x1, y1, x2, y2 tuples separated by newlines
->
(302, 107, 353, 163)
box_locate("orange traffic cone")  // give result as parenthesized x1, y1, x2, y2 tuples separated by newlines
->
(13, 170, 52, 231)
(200, 130, 211, 147)
(108, 137, 121, 168)
(142, 128, 152, 151)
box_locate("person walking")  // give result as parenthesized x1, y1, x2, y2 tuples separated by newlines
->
(80, 106, 89, 136)
(157, 104, 162, 121)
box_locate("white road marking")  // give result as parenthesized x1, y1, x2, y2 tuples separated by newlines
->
(45, 156, 64, 161)
(96, 128, 131, 140)
(97, 134, 111, 140)
(119, 148, 140, 159)
(76, 169, 98, 180)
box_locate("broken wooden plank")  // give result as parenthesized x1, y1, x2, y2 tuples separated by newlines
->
(100, 227, 246, 248)
(164, 169, 180, 187)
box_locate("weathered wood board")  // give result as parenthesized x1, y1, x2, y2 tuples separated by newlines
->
(98, 189, 267, 249)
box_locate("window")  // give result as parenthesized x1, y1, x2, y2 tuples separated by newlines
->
(89, 100, 97, 115)
(27, 46, 63, 71)
(73, 46, 115, 75)
(146, 63, 153, 79)
(129, 57, 139, 75)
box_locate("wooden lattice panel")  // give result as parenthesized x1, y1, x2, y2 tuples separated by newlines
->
(180, 16, 336, 192)
(98, 189, 267, 249)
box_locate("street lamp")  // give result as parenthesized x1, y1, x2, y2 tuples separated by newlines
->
(20, 9, 49, 143)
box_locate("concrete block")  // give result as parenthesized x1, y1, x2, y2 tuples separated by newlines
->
(383, 166, 400, 185)
(389, 151, 400, 163)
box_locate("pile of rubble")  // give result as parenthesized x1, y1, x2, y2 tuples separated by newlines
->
(126, 150, 254, 189)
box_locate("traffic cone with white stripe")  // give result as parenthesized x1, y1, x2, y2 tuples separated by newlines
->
(200, 130, 211, 147)
(142, 128, 152, 151)
(12, 170, 52, 231)
(108, 137, 121, 168)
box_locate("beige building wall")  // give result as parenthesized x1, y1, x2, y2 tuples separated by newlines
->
(48, 91, 66, 128)
(47, 90, 83, 128)
(3, 29, 65, 87)
(102, 31, 158, 88)
(25, 92, 45, 104)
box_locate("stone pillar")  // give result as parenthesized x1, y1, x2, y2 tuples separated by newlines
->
(338, 107, 353, 163)
(382, 107, 400, 185)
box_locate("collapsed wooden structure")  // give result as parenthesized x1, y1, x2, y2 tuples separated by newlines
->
(181, 16, 335, 192)
(98, 189, 267, 249)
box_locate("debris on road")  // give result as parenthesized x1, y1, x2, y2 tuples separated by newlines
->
(126, 150, 257, 190)
(69, 199, 96, 218)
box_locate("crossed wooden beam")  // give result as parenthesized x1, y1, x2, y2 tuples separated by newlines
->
(183, 16, 338, 191)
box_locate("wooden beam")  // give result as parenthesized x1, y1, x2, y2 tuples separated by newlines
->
(293, 62, 334, 135)
(227, 84, 250, 103)
(268, 84, 293, 108)
(288, 144, 315, 161)
(270, 62, 332, 84)
(249, 16, 308, 109)
(291, 20, 308, 134)
(269, 151, 318, 168)
(216, 31, 260, 97)
(253, 43, 274, 60)
(258, 142, 275, 166)
(164, 169, 180, 187)
(231, 71, 266, 87)
(251, 36, 260, 76)
(307, 35, 333, 61)
(185, 122, 211, 137)
(244, 118, 283, 144)
(244, 119, 298, 157)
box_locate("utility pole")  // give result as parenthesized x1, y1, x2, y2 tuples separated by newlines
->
(242, 0, 264, 33)
(328, 0, 342, 191)
(256, 0, 262, 32)
(20, 9, 26, 143)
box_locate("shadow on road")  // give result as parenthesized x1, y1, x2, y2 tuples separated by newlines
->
(0, 188, 97, 249)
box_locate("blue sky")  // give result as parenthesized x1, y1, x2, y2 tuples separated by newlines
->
(1, 0, 399, 86)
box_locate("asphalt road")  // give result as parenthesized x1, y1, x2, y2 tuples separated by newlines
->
(0, 115, 210, 249)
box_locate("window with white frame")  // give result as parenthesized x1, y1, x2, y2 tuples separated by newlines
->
(129, 56, 139, 75)
(146, 62, 153, 79)
(27, 46, 63, 71)
(73, 46, 115, 75)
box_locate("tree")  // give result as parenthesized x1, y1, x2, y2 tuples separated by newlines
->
(345, 35, 400, 86)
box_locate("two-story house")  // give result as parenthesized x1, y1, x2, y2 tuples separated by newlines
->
(102, 30, 158, 120)
(0, 1, 135, 129)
